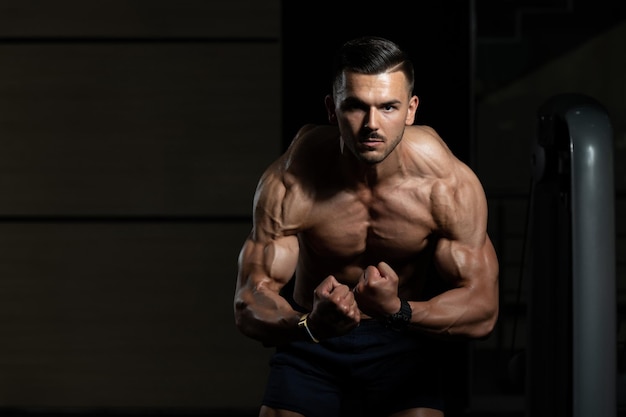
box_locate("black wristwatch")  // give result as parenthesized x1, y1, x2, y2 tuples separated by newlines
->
(385, 299, 412, 331)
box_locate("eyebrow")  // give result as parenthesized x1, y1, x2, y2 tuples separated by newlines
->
(341, 96, 403, 109)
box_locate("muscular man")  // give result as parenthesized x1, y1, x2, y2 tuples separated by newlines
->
(234, 36, 499, 417)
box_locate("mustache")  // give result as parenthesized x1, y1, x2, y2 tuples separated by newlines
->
(361, 132, 383, 141)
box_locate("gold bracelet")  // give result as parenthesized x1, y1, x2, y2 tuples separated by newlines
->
(298, 313, 320, 343)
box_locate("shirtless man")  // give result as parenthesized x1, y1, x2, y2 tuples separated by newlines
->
(234, 36, 499, 417)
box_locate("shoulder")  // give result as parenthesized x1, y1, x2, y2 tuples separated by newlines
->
(263, 124, 339, 185)
(252, 164, 308, 240)
(252, 124, 336, 239)
(403, 127, 488, 240)
(402, 125, 461, 179)
(286, 124, 340, 157)
(279, 123, 341, 186)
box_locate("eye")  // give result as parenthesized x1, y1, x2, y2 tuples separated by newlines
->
(340, 100, 368, 113)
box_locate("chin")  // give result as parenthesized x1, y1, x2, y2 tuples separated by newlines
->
(359, 153, 386, 165)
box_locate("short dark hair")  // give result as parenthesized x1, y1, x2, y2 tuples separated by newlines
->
(331, 36, 415, 98)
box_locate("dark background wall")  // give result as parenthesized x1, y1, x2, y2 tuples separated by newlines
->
(0, 1, 624, 416)
(0, 0, 280, 413)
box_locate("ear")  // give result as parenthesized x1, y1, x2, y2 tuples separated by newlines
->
(324, 95, 338, 125)
(405, 95, 419, 125)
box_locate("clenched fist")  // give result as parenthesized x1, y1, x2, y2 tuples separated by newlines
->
(307, 275, 361, 340)
(353, 262, 401, 318)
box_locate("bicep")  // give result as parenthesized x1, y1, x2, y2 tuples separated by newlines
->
(237, 235, 299, 294)
(433, 235, 498, 289)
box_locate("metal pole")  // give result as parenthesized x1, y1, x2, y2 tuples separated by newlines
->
(564, 95, 616, 417)
(531, 93, 616, 417)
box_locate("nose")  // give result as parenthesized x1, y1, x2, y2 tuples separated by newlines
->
(364, 109, 380, 130)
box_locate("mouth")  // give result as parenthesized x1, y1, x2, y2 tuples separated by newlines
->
(360, 139, 383, 149)
(358, 139, 383, 151)
(360, 134, 383, 144)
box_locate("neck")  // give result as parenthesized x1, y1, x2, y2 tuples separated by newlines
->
(340, 143, 403, 186)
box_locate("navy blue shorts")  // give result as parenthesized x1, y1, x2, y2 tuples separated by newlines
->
(261, 319, 444, 417)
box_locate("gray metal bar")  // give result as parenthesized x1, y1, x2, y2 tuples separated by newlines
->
(533, 93, 616, 417)
(565, 95, 616, 417)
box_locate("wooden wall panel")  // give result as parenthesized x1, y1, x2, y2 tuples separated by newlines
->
(0, 222, 270, 408)
(0, 43, 281, 216)
(0, 0, 280, 38)
(0, 0, 281, 411)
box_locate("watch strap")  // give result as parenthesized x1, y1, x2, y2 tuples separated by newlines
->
(385, 299, 412, 330)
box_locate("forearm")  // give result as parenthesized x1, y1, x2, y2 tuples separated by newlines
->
(407, 286, 498, 339)
(235, 236, 305, 346)
(425, 233, 499, 338)
(234, 288, 310, 347)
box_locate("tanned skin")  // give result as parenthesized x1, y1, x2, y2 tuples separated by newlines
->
(234, 68, 499, 417)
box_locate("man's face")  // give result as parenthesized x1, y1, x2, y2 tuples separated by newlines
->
(327, 70, 418, 164)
